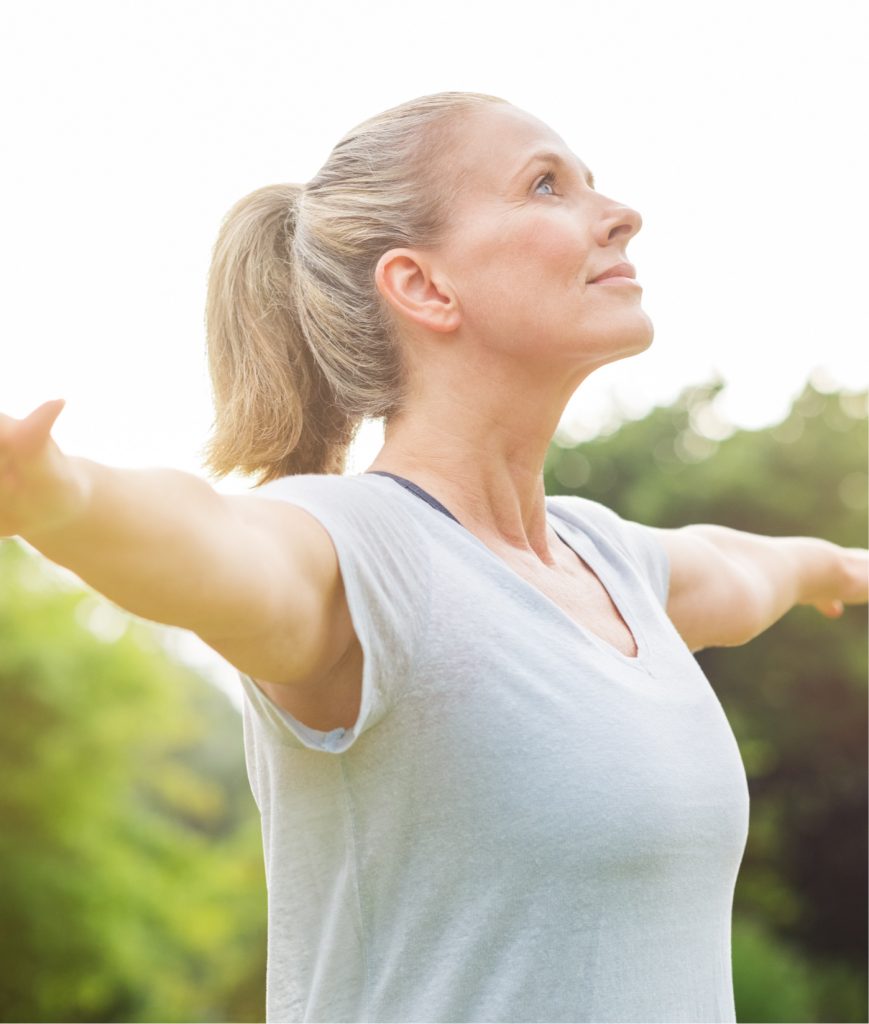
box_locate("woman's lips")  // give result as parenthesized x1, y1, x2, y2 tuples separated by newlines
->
(590, 261, 638, 285)
(593, 275, 641, 286)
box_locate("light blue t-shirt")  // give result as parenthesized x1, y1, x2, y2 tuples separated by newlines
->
(237, 471, 750, 1023)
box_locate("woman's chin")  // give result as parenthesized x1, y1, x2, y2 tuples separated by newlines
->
(579, 320, 655, 373)
(624, 312, 655, 355)
(636, 317, 655, 352)
(608, 316, 655, 359)
(582, 309, 654, 357)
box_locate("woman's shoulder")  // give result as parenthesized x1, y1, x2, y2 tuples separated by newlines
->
(546, 492, 628, 535)
(249, 471, 396, 518)
(546, 492, 670, 602)
(247, 470, 428, 554)
(252, 471, 369, 498)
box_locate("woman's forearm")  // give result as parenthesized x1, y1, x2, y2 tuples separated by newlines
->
(21, 456, 273, 637)
(658, 523, 868, 650)
(700, 526, 866, 632)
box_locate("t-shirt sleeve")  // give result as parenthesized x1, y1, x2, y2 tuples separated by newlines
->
(231, 473, 431, 754)
(547, 493, 670, 608)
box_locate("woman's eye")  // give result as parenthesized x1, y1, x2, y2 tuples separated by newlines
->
(534, 172, 557, 196)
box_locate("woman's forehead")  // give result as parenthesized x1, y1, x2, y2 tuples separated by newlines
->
(451, 104, 589, 191)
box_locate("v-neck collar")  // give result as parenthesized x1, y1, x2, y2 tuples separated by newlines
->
(361, 472, 652, 674)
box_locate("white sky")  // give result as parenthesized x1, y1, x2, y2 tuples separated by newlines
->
(3, 0, 867, 705)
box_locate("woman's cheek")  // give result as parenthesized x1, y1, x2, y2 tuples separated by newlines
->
(530, 222, 590, 281)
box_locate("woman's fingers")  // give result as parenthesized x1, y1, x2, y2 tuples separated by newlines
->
(813, 548, 868, 616)
(842, 549, 869, 605)
(17, 399, 66, 457)
(0, 399, 82, 539)
(0, 400, 65, 461)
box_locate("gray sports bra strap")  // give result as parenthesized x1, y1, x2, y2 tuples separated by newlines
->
(365, 471, 463, 526)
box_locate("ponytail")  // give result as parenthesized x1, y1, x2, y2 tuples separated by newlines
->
(200, 91, 507, 485)
(200, 183, 356, 484)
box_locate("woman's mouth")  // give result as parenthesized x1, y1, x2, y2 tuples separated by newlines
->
(589, 262, 639, 285)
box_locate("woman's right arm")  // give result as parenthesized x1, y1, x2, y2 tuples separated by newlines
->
(2, 400, 354, 688)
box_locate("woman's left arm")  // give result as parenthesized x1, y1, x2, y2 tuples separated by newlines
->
(650, 524, 868, 652)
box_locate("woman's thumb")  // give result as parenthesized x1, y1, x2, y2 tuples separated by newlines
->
(18, 399, 66, 455)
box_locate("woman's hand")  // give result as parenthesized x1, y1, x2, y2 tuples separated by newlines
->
(800, 544, 869, 618)
(0, 399, 90, 539)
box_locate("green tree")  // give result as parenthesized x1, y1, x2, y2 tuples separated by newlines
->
(0, 539, 267, 1023)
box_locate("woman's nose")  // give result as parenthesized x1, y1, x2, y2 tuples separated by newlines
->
(595, 199, 642, 245)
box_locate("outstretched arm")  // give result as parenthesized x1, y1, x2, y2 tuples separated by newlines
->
(650, 523, 868, 652)
(0, 400, 352, 687)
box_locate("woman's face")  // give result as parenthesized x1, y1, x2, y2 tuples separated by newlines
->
(436, 103, 652, 374)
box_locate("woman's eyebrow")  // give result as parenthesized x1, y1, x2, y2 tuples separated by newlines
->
(509, 150, 595, 189)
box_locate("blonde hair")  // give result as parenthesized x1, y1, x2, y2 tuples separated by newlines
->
(200, 91, 508, 485)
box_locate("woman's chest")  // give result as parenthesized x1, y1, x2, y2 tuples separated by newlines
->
(378, 640, 750, 884)
(487, 533, 640, 658)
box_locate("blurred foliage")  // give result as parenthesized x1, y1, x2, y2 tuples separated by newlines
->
(546, 379, 868, 1023)
(0, 379, 865, 1023)
(0, 540, 267, 1023)
(731, 915, 868, 1023)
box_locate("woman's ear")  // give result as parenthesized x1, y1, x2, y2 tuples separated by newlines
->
(374, 248, 461, 334)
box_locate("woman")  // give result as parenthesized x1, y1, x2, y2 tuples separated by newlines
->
(2, 92, 866, 1023)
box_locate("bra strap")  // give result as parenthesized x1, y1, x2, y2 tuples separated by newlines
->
(365, 471, 463, 526)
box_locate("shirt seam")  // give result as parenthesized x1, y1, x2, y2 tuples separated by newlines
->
(388, 494, 435, 713)
(339, 754, 370, 1023)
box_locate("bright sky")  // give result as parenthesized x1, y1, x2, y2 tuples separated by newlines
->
(3, 0, 866, 704)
